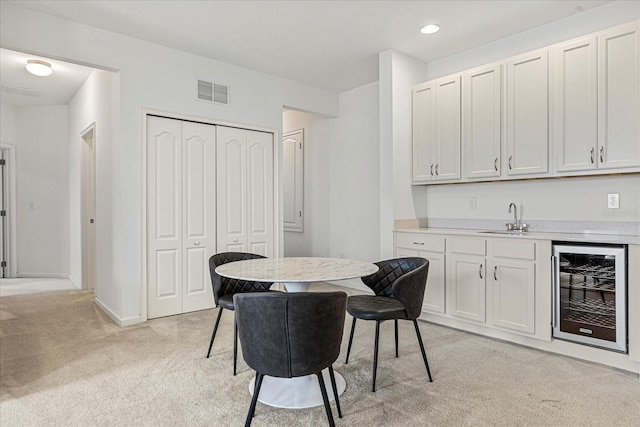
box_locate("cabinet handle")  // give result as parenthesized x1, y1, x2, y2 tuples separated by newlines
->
(430, 164, 434, 176)
(435, 163, 439, 175)
(412, 242, 425, 246)
(233, 238, 239, 243)
(494, 266, 497, 281)
(494, 157, 498, 171)
(479, 263, 483, 279)
(590, 147, 594, 164)
(194, 241, 201, 246)
(508, 155, 513, 170)
(599, 146, 604, 163)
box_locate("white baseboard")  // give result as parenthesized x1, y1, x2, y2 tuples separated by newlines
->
(94, 297, 141, 327)
(17, 273, 70, 279)
(68, 274, 81, 289)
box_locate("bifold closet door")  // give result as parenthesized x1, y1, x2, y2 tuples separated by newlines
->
(216, 126, 274, 257)
(147, 116, 216, 319)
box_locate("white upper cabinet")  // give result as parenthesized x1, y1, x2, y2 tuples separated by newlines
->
(598, 22, 640, 170)
(552, 36, 598, 172)
(506, 49, 549, 176)
(463, 64, 502, 179)
(412, 81, 436, 182)
(412, 75, 461, 183)
(412, 20, 640, 185)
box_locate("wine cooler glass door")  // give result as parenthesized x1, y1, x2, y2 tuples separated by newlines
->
(553, 244, 627, 353)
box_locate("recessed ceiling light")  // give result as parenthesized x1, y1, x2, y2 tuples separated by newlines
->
(26, 59, 53, 77)
(420, 24, 440, 35)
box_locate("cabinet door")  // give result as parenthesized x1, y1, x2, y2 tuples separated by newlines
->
(463, 64, 502, 179)
(181, 122, 216, 313)
(413, 82, 436, 182)
(492, 259, 535, 334)
(553, 36, 598, 172)
(448, 254, 486, 323)
(147, 116, 183, 318)
(216, 126, 248, 252)
(506, 49, 549, 176)
(598, 22, 640, 169)
(434, 75, 461, 180)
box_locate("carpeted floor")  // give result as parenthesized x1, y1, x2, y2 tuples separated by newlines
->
(1, 283, 639, 426)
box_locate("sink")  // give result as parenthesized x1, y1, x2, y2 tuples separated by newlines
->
(478, 230, 528, 235)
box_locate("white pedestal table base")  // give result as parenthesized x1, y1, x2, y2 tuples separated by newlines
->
(248, 369, 346, 409)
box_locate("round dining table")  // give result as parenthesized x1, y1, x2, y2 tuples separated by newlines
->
(215, 257, 378, 409)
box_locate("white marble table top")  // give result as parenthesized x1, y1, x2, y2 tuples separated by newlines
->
(215, 257, 378, 283)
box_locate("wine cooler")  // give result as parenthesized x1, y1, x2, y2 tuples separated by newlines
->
(552, 242, 627, 352)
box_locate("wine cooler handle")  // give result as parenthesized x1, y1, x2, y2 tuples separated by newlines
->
(551, 255, 557, 329)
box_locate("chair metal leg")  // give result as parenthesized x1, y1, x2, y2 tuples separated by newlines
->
(206, 307, 224, 358)
(328, 365, 342, 418)
(345, 317, 357, 364)
(394, 319, 399, 358)
(372, 320, 380, 392)
(245, 372, 264, 427)
(316, 372, 336, 427)
(413, 319, 433, 382)
(233, 319, 238, 376)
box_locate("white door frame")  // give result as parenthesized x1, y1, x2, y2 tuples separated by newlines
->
(80, 123, 97, 291)
(140, 108, 281, 322)
(0, 143, 17, 278)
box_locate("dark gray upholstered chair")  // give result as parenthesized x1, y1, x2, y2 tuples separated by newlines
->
(234, 291, 347, 427)
(207, 252, 275, 375)
(345, 257, 432, 392)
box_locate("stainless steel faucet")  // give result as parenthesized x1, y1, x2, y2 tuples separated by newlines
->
(506, 202, 528, 232)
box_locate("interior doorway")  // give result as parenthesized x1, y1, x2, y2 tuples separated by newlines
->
(81, 124, 96, 290)
(0, 144, 16, 278)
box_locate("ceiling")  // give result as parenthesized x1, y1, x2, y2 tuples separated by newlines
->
(1, 0, 617, 105)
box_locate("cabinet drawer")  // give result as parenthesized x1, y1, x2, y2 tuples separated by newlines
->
(493, 239, 536, 260)
(396, 233, 445, 253)
(449, 237, 486, 256)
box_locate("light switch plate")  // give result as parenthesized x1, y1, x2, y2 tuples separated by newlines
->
(607, 193, 620, 209)
(468, 198, 477, 210)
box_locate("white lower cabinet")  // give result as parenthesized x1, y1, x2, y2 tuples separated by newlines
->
(394, 231, 547, 340)
(490, 239, 536, 334)
(448, 237, 486, 323)
(395, 232, 446, 314)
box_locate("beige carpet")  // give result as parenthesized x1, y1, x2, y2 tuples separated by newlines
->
(1, 283, 639, 426)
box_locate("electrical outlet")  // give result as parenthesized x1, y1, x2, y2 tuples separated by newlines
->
(468, 198, 477, 210)
(607, 193, 620, 209)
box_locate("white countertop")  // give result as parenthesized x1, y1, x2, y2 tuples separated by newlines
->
(394, 227, 640, 245)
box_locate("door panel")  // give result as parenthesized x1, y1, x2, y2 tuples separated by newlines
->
(412, 83, 436, 182)
(217, 126, 247, 251)
(182, 121, 216, 313)
(435, 76, 461, 180)
(449, 255, 486, 322)
(247, 131, 274, 257)
(147, 116, 182, 318)
(492, 260, 535, 333)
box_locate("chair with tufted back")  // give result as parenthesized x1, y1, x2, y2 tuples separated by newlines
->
(234, 291, 347, 427)
(207, 252, 276, 375)
(344, 257, 432, 392)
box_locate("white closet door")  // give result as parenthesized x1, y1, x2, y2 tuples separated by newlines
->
(181, 122, 216, 313)
(147, 116, 183, 318)
(216, 126, 248, 252)
(247, 130, 274, 257)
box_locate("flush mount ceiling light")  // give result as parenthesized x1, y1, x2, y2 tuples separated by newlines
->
(25, 59, 53, 77)
(420, 24, 440, 35)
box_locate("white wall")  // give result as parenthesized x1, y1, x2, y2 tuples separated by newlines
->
(15, 105, 70, 277)
(1, 102, 16, 144)
(68, 69, 117, 310)
(396, 1, 640, 231)
(282, 110, 331, 257)
(329, 82, 380, 263)
(0, 3, 338, 324)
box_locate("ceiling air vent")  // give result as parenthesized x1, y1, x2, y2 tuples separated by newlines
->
(1, 85, 40, 97)
(197, 79, 229, 106)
